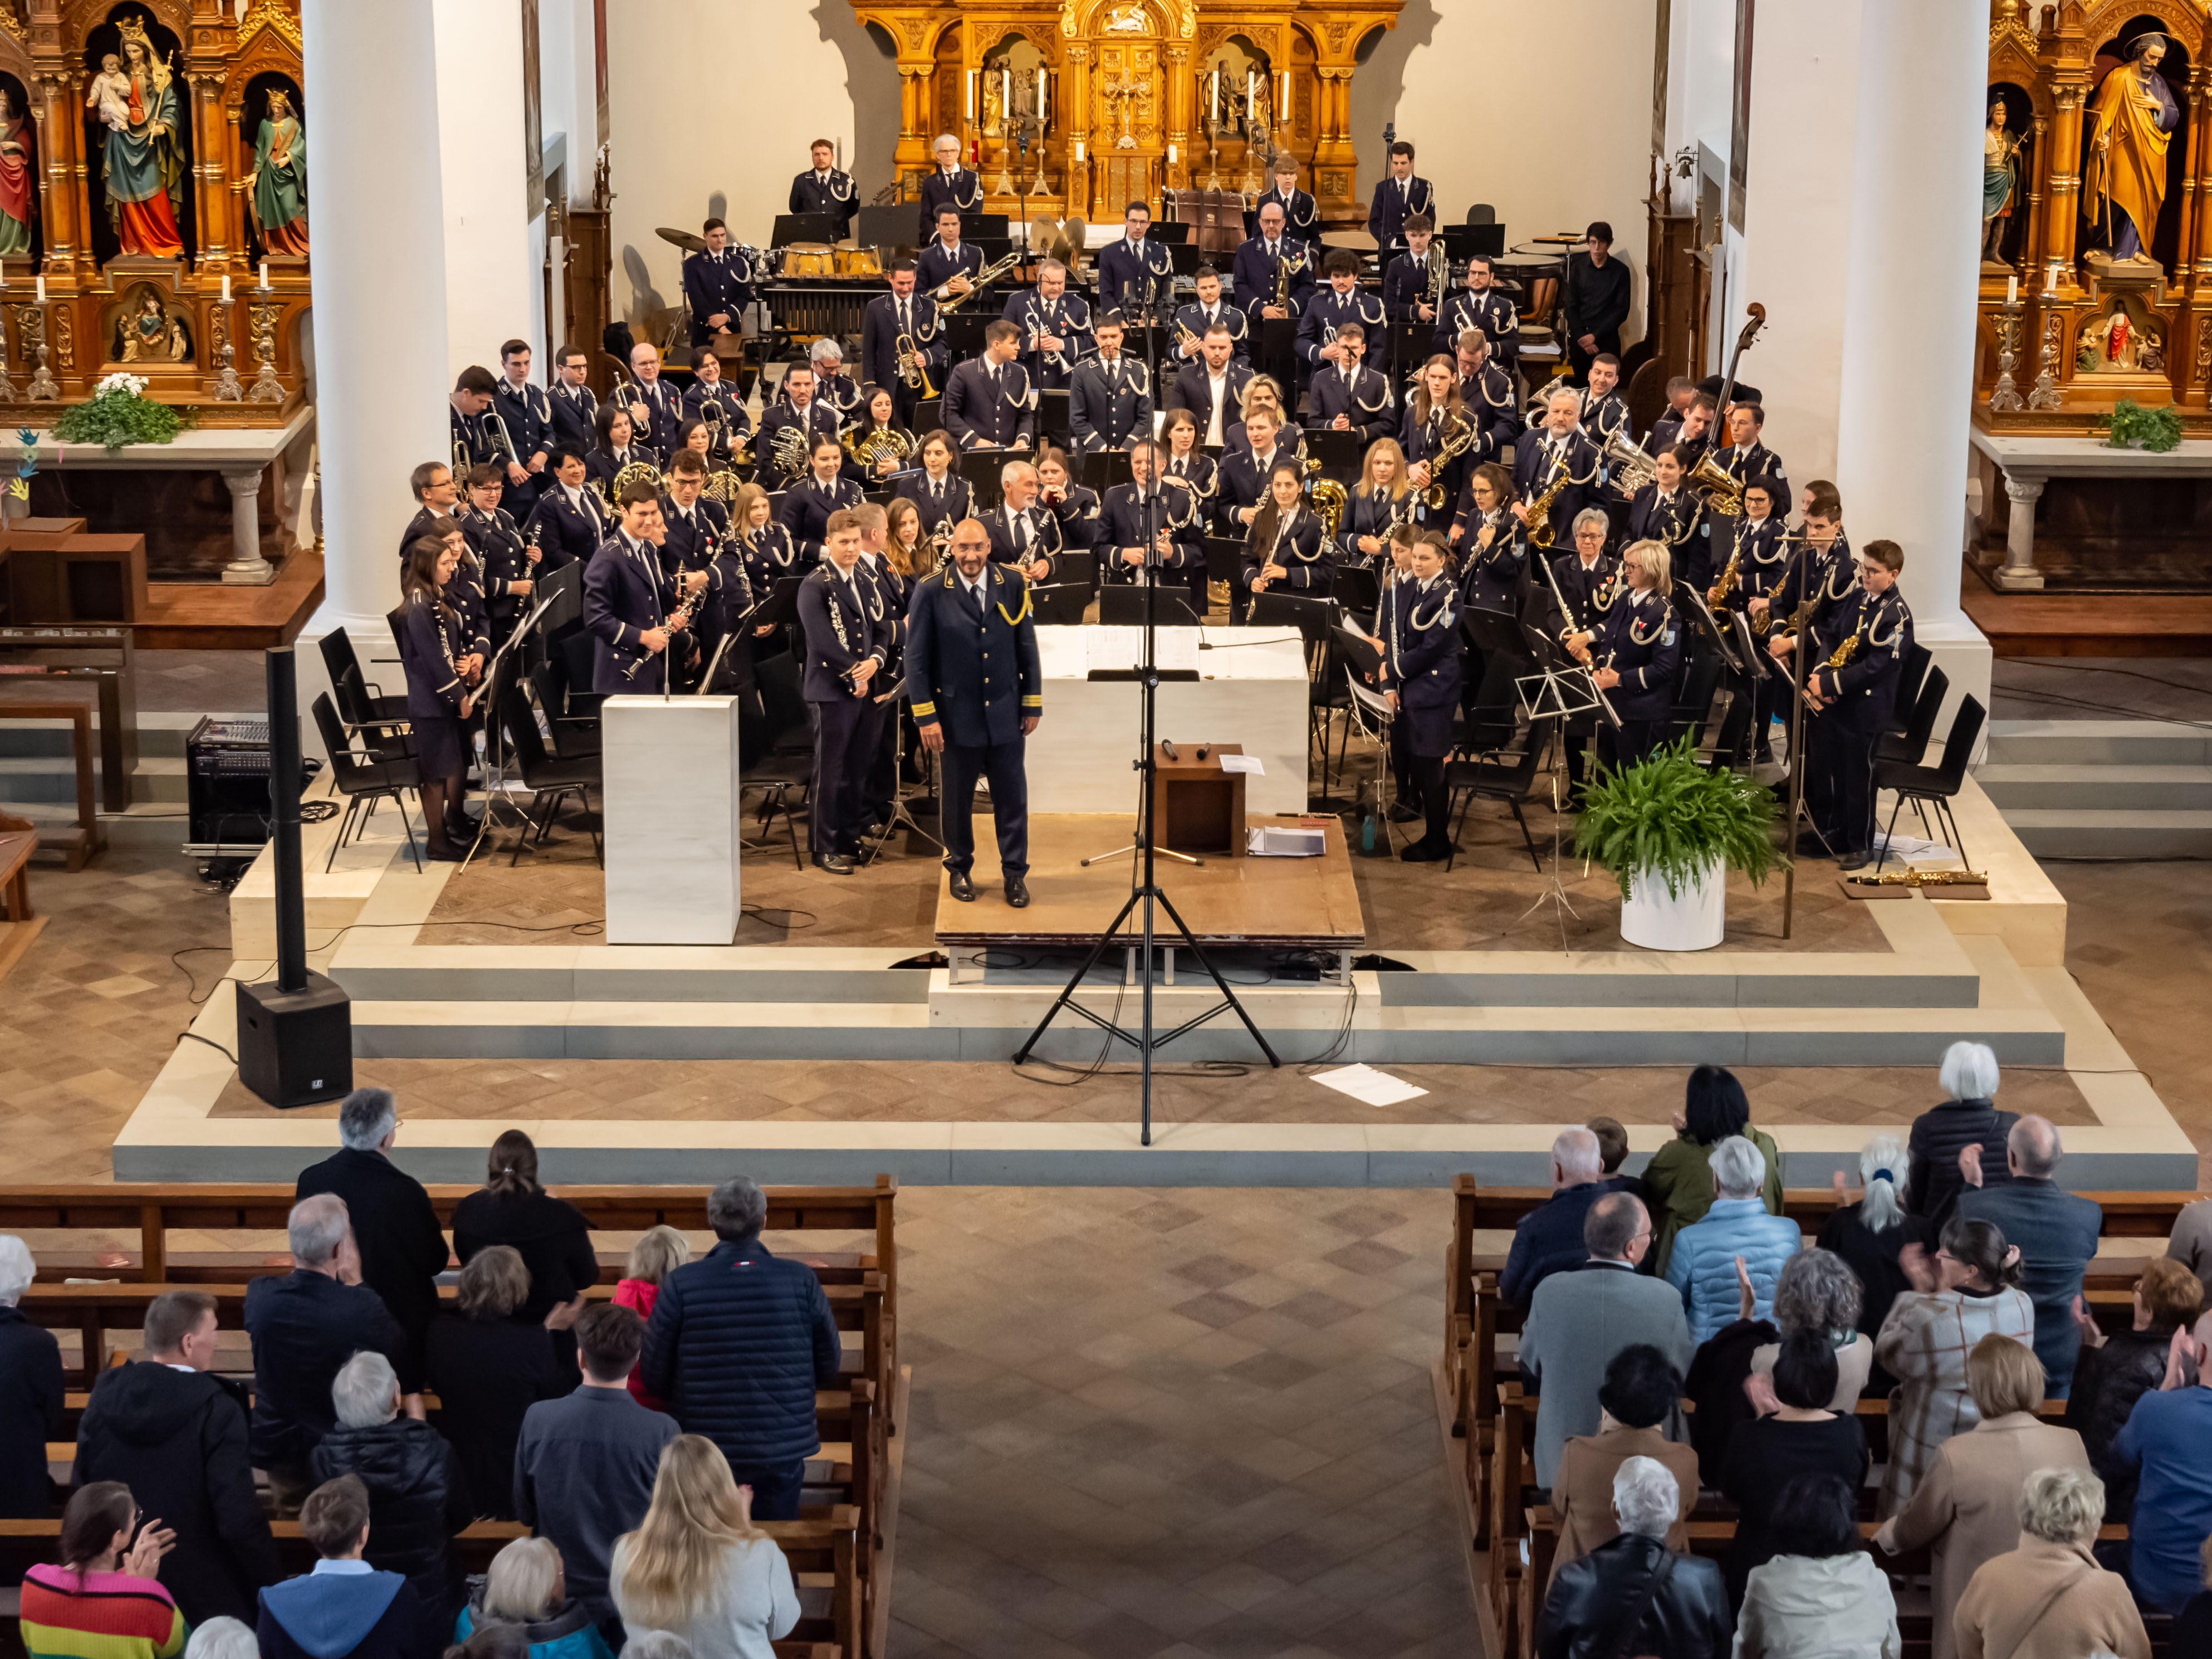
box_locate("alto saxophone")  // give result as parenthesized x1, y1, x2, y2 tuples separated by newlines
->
(1524, 457, 1573, 550)
(1421, 415, 1477, 511)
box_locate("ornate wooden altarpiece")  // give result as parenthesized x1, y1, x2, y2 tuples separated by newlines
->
(0, 0, 307, 428)
(846, 0, 1403, 227)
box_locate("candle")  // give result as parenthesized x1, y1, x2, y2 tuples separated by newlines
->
(258, 261, 269, 289)
(2006, 274, 2017, 305)
(1168, 143, 1177, 164)
(1211, 69, 1220, 125)
(221, 274, 231, 302)
(1280, 71, 1291, 130)
(1002, 68, 1010, 121)
(1074, 138, 1084, 163)
(1037, 67, 1048, 124)
(966, 70, 976, 122)
(34, 274, 43, 302)
(2045, 261, 2058, 294)
(1247, 71, 1255, 120)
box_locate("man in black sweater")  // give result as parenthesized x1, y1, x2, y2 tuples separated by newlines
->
(1560, 220, 1632, 386)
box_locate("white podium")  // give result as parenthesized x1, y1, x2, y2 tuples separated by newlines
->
(602, 695, 743, 944)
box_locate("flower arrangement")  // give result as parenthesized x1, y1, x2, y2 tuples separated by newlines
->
(52, 370, 189, 450)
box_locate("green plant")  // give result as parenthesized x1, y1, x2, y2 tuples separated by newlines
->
(51, 372, 189, 451)
(1573, 737, 1783, 902)
(2097, 399, 2184, 453)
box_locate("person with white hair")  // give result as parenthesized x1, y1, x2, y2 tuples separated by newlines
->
(1958, 1113, 2105, 1397)
(244, 1195, 410, 1513)
(1950, 1467, 2149, 1659)
(454, 1536, 613, 1659)
(1664, 1136, 1803, 1344)
(0, 1234, 60, 1518)
(1815, 1133, 1935, 1344)
(1903, 1040, 2016, 1229)
(1500, 1128, 1612, 1309)
(309, 1350, 472, 1620)
(917, 132, 980, 238)
(1534, 1455, 1731, 1659)
(183, 1616, 262, 1659)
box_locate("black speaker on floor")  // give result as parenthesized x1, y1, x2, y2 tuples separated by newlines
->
(236, 646, 353, 1107)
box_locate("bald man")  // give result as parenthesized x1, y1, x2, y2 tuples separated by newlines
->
(1956, 1114, 2104, 1396)
(1501, 1128, 1613, 1309)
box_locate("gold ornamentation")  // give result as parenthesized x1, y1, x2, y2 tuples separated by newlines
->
(0, 2, 23, 46)
(237, 0, 302, 52)
(246, 297, 284, 402)
(52, 304, 71, 369)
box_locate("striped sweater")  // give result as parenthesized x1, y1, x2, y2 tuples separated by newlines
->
(18, 1565, 187, 1659)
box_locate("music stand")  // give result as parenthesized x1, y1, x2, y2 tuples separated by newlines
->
(1078, 447, 1133, 492)
(957, 447, 1010, 508)
(536, 561, 583, 636)
(1151, 222, 1193, 245)
(1099, 584, 1201, 627)
(1029, 581, 1092, 625)
(772, 213, 841, 248)
(1203, 535, 1244, 590)
(1037, 388, 1072, 446)
(1386, 320, 1431, 384)
(1333, 563, 1381, 618)
(1442, 224, 1506, 260)
(1250, 589, 1334, 642)
(957, 212, 1008, 239)
(859, 675, 944, 860)
(1306, 429, 1364, 478)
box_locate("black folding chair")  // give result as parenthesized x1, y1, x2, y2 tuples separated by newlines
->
(310, 693, 422, 873)
(1873, 694, 1985, 874)
(1444, 717, 1558, 874)
(1876, 663, 1947, 768)
(498, 679, 602, 865)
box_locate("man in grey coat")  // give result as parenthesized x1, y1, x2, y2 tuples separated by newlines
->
(1519, 1192, 1695, 1488)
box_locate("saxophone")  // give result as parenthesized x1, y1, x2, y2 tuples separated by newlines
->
(1524, 457, 1573, 550)
(1420, 415, 1477, 511)
(1273, 246, 1303, 312)
(1709, 520, 1745, 612)
(1843, 867, 1991, 888)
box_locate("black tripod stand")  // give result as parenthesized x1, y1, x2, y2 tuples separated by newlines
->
(1012, 492, 1281, 1143)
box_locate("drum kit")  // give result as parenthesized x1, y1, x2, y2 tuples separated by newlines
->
(656, 224, 880, 282)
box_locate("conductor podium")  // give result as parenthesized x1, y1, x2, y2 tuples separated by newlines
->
(602, 694, 743, 945)
(1152, 742, 1249, 857)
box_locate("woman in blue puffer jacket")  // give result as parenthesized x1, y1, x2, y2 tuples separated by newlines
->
(1666, 1135, 1803, 1344)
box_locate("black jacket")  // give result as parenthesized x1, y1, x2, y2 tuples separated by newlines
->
(243, 1271, 410, 1474)
(75, 1361, 281, 1624)
(310, 1417, 474, 1620)
(1902, 1098, 2017, 1229)
(295, 1147, 451, 1388)
(2066, 1325, 2181, 1519)
(423, 1315, 566, 1521)
(0, 1306, 61, 1518)
(1536, 1533, 1732, 1659)
(639, 1238, 844, 1468)
(451, 1188, 598, 1329)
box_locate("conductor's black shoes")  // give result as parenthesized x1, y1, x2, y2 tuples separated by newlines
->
(1005, 875, 1031, 907)
(948, 870, 977, 902)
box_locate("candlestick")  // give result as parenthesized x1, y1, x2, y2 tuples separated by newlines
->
(2006, 273, 2017, 305)
(1002, 68, 1010, 123)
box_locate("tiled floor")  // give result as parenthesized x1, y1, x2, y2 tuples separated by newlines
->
(1990, 657, 2212, 723)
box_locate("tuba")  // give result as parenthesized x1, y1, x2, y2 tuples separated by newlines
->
(1602, 428, 1658, 497)
(1687, 448, 1746, 517)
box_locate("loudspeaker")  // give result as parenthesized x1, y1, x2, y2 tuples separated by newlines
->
(236, 971, 353, 1108)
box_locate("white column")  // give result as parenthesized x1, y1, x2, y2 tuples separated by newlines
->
(301, 0, 450, 658)
(218, 466, 273, 586)
(433, 0, 535, 373)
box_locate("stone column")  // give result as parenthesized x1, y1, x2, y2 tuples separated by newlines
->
(218, 465, 273, 586)
(301, 0, 450, 649)
(1996, 473, 2045, 591)
(431, 0, 534, 374)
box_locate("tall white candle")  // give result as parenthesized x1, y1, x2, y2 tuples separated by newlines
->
(1037, 67, 1048, 124)
(221, 273, 232, 302)
(1168, 143, 1177, 164)
(1002, 68, 1010, 121)
(259, 261, 270, 289)
(966, 70, 976, 122)
(1074, 138, 1084, 163)
(2006, 274, 2018, 305)
(1280, 72, 1291, 131)
(1247, 71, 1255, 120)
(34, 274, 43, 302)
(1211, 70, 1220, 125)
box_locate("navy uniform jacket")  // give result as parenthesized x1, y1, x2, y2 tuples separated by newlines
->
(894, 469, 974, 539)
(1094, 236, 1173, 314)
(492, 379, 552, 467)
(703, 537, 758, 640)
(906, 563, 1043, 749)
(1216, 443, 1296, 534)
(981, 501, 1062, 577)
(1770, 534, 1856, 642)
(1513, 428, 1604, 545)
(1367, 173, 1436, 253)
(1247, 185, 1319, 241)
(1590, 588, 1681, 722)
(396, 503, 443, 566)
(547, 381, 598, 453)
(1164, 360, 1253, 430)
(1708, 440, 1789, 511)
(1242, 506, 1331, 594)
(754, 401, 843, 489)
(917, 167, 982, 237)
(1337, 485, 1413, 562)
(738, 522, 802, 596)
(776, 474, 866, 561)
(940, 358, 1035, 451)
(862, 291, 944, 393)
(1099, 479, 1202, 578)
(1224, 422, 1304, 463)
(789, 167, 858, 236)
(682, 246, 755, 344)
(1544, 549, 1623, 641)
(1810, 586, 1912, 725)
(1041, 480, 1104, 555)
(1003, 287, 1093, 388)
(523, 484, 603, 572)
(397, 590, 467, 720)
(626, 377, 688, 456)
(1068, 354, 1153, 452)
(1715, 513, 1788, 607)
(657, 493, 731, 575)
(1462, 364, 1521, 457)
(1456, 510, 1529, 616)
(796, 564, 892, 703)
(1161, 452, 1217, 518)
(1386, 572, 1463, 755)
(1569, 388, 1633, 447)
(1400, 405, 1475, 517)
(863, 557, 912, 673)
(582, 531, 682, 693)
(584, 443, 658, 498)
(683, 380, 753, 453)
(446, 549, 494, 658)
(459, 505, 533, 639)
(1305, 364, 1395, 443)
(917, 238, 985, 300)
(1437, 287, 1519, 367)
(786, 371, 862, 429)
(1173, 299, 1250, 361)
(1626, 485, 1710, 590)
(1382, 252, 1441, 323)
(1231, 237, 1315, 320)
(1298, 287, 1388, 368)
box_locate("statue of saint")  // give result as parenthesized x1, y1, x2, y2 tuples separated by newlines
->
(246, 88, 307, 256)
(1983, 97, 2025, 267)
(89, 17, 188, 258)
(0, 85, 37, 257)
(2083, 32, 2179, 264)
(117, 288, 188, 361)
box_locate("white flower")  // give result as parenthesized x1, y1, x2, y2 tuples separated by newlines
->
(94, 371, 148, 398)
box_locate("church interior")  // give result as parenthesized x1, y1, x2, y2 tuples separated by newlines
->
(3, 1, 2212, 1656)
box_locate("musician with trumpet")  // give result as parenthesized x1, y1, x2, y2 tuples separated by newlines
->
(1003, 258, 1091, 390)
(1436, 253, 1519, 371)
(1070, 313, 1154, 453)
(862, 261, 943, 430)
(682, 217, 755, 346)
(1173, 267, 1248, 364)
(683, 346, 752, 462)
(918, 204, 985, 302)
(1514, 389, 1605, 547)
(1625, 445, 1712, 591)
(581, 478, 712, 693)
(754, 364, 843, 491)
(1165, 324, 1251, 449)
(1800, 538, 1912, 870)
(917, 134, 982, 239)
(1304, 321, 1396, 444)
(941, 321, 1036, 452)
(494, 341, 552, 503)
(1565, 538, 1681, 769)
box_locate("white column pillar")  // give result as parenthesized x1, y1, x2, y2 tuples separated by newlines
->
(433, 0, 536, 374)
(301, 0, 450, 663)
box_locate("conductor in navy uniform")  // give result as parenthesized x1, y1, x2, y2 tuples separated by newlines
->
(906, 517, 1043, 908)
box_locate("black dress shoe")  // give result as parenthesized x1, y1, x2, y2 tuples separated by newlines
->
(425, 841, 467, 864)
(1837, 850, 1872, 873)
(947, 869, 976, 902)
(812, 851, 855, 875)
(1004, 875, 1030, 907)
(1387, 801, 1422, 823)
(1399, 838, 1450, 863)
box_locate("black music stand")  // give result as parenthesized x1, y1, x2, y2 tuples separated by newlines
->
(1306, 429, 1364, 479)
(1099, 585, 1201, 627)
(773, 213, 842, 247)
(1078, 447, 1134, 492)
(1333, 564, 1381, 618)
(1037, 388, 1072, 446)
(1442, 224, 1505, 260)
(1029, 581, 1092, 625)
(1203, 535, 1245, 590)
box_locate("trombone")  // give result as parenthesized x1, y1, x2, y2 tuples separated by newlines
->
(936, 248, 1024, 310)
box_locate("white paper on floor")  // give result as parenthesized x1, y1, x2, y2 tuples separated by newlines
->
(1871, 832, 1959, 864)
(1311, 1063, 1430, 1107)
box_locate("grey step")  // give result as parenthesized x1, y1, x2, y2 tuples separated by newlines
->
(0, 712, 214, 761)
(0, 755, 187, 805)
(2002, 808, 2212, 859)
(1978, 762, 2212, 813)
(7, 798, 191, 850)
(1983, 719, 2212, 767)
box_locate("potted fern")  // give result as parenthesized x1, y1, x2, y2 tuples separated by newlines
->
(1574, 737, 1782, 950)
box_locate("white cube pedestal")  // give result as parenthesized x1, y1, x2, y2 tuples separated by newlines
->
(602, 694, 742, 944)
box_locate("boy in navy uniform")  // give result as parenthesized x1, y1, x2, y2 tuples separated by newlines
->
(1247, 155, 1319, 242)
(493, 341, 551, 504)
(581, 481, 709, 693)
(1804, 538, 1912, 870)
(546, 343, 599, 453)
(1436, 255, 1519, 371)
(1366, 140, 1435, 258)
(798, 510, 894, 874)
(917, 205, 985, 301)
(906, 516, 1043, 907)
(790, 139, 858, 238)
(682, 218, 754, 345)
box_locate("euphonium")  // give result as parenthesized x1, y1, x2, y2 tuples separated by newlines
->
(1602, 428, 1658, 496)
(1687, 448, 1746, 516)
(895, 330, 938, 399)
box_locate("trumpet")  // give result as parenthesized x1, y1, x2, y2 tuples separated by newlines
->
(937, 249, 1024, 311)
(895, 330, 937, 399)
(1024, 299, 1070, 374)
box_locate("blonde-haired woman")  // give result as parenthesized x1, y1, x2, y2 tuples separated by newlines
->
(1228, 375, 1304, 459)
(1340, 438, 1415, 566)
(613, 1436, 799, 1659)
(1564, 537, 1678, 770)
(454, 1535, 614, 1659)
(614, 1226, 692, 1412)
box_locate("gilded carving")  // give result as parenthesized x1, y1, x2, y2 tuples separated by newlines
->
(235, 0, 300, 52)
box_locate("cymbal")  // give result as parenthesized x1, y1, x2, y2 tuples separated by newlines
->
(657, 226, 708, 253)
(1321, 228, 1378, 251)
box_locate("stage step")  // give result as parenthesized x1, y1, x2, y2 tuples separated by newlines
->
(0, 755, 188, 804)
(1976, 764, 2212, 812)
(0, 712, 208, 761)
(1996, 808, 2212, 860)
(1978, 721, 2212, 855)
(5, 797, 189, 850)
(1983, 719, 2212, 766)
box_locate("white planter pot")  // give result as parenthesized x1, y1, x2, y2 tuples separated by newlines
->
(1621, 857, 1726, 951)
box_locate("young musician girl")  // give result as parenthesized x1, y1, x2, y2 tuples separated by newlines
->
(397, 536, 479, 862)
(1227, 375, 1304, 458)
(728, 481, 797, 654)
(459, 463, 537, 648)
(1715, 472, 1787, 762)
(673, 416, 716, 470)
(1158, 408, 1218, 508)
(1034, 447, 1101, 574)
(1237, 460, 1329, 619)
(1567, 536, 1680, 771)
(1381, 530, 1464, 862)
(777, 434, 866, 559)
(892, 427, 972, 540)
(884, 496, 930, 583)
(425, 514, 492, 677)
(1625, 443, 1710, 591)
(1403, 354, 1471, 521)
(1341, 438, 1415, 566)
(1457, 461, 1528, 618)
(1362, 519, 1429, 823)
(587, 402, 657, 497)
(845, 383, 914, 486)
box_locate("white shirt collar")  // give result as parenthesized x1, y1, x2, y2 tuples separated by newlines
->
(958, 567, 987, 596)
(312, 1560, 373, 1578)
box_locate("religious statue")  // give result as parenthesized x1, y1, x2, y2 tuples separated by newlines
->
(0, 84, 38, 258)
(88, 16, 189, 258)
(246, 88, 308, 256)
(116, 288, 189, 362)
(2076, 304, 2161, 374)
(1983, 97, 2025, 267)
(2083, 31, 2178, 265)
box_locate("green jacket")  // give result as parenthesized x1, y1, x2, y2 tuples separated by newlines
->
(1644, 1124, 1785, 1276)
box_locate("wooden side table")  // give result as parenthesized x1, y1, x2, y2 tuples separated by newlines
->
(1151, 741, 1247, 858)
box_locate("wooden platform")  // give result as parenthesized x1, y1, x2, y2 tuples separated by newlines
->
(930, 811, 1366, 952)
(136, 551, 323, 650)
(1963, 574, 2212, 657)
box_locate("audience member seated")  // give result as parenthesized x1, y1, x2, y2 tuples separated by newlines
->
(453, 1536, 616, 1659)
(246, 1195, 410, 1513)
(1951, 1467, 2149, 1659)
(2066, 1256, 2203, 1523)
(1719, 1333, 1869, 1609)
(454, 1131, 599, 1385)
(2110, 1306, 2212, 1614)
(612, 1435, 801, 1659)
(21, 1482, 183, 1659)
(1549, 1344, 1700, 1582)
(1642, 1065, 1783, 1275)
(2166, 1192, 2212, 1305)
(426, 1245, 566, 1521)
(639, 1176, 842, 1521)
(1502, 1128, 1612, 1309)
(1955, 1115, 2102, 1397)
(0, 1234, 61, 1518)
(1665, 1136, 1801, 1344)
(310, 1350, 474, 1623)
(1732, 1472, 1899, 1659)
(1688, 1250, 1868, 1489)
(449, 1624, 529, 1659)
(614, 1227, 691, 1413)
(1520, 1193, 1693, 1490)
(1903, 1041, 2015, 1230)
(75, 1289, 281, 1624)
(1876, 1333, 2087, 1659)
(1533, 1456, 1731, 1659)
(258, 1475, 426, 1659)
(1814, 1134, 1932, 1359)
(516, 1304, 678, 1627)
(1874, 1215, 2035, 1517)
(184, 1616, 262, 1659)
(296, 1087, 451, 1397)
(1584, 1115, 1643, 1200)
